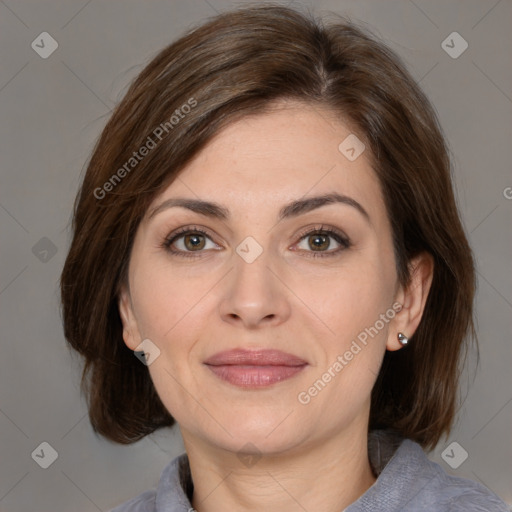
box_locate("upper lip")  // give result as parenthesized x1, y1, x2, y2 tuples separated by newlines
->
(204, 349, 307, 366)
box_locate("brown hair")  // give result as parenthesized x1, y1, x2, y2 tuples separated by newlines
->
(60, 4, 476, 450)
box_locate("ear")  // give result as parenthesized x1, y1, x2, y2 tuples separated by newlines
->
(387, 252, 434, 351)
(118, 284, 142, 351)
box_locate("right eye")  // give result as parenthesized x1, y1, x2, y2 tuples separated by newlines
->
(162, 226, 221, 258)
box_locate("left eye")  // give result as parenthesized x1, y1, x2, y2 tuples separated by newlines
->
(295, 231, 347, 253)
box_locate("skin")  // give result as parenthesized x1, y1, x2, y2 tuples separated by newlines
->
(119, 100, 433, 512)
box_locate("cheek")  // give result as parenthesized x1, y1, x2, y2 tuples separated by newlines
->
(300, 272, 392, 422)
(130, 266, 211, 418)
(305, 252, 396, 399)
(315, 259, 395, 342)
(130, 258, 211, 339)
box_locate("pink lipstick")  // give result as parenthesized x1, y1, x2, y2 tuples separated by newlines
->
(204, 349, 307, 388)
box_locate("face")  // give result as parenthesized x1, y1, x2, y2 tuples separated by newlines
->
(119, 101, 417, 457)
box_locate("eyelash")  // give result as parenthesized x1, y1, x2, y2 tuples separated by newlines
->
(161, 224, 351, 259)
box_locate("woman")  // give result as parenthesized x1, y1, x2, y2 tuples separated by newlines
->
(60, 5, 509, 511)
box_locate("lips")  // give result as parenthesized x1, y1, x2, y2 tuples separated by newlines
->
(204, 349, 308, 388)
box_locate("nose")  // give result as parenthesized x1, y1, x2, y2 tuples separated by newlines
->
(219, 249, 291, 329)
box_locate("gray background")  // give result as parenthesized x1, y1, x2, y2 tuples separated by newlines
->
(0, 0, 511, 510)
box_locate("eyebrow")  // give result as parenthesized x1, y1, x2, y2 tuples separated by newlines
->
(148, 193, 370, 224)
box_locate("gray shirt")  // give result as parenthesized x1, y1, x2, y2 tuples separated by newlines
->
(109, 430, 509, 511)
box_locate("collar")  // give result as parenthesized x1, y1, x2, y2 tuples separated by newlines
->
(153, 429, 412, 511)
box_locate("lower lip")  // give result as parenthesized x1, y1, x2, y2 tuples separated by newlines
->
(205, 364, 306, 388)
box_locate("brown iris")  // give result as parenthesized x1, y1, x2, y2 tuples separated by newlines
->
(184, 233, 206, 251)
(308, 234, 330, 251)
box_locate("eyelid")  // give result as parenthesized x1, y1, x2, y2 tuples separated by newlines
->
(163, 225, 215, 244)
(293, 224, 350, 245)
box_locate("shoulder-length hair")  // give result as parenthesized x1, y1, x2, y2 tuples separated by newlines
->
(60, 5, 476, 450)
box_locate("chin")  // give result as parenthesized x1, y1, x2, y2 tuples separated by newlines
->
(212, 411, 312, 456)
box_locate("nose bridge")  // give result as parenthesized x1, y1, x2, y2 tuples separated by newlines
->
(219, 239, 290, 327)
(231, 242, 276, 303)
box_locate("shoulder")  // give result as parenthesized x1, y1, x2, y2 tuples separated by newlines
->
(396, 439, 509, 511)
(425, 459, 509, 511)
(108, 489, 156, 512)
(444, 485, 510, 511)
(351, 432, 509, 512)
(107, 453, 191, 512)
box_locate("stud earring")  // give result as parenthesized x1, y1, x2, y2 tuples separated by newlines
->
(397, 333, 409, 346)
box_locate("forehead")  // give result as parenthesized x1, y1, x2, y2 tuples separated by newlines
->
(149, 102, 385, 223)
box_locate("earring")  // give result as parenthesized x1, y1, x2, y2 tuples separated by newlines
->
(397, 333, 409, 346)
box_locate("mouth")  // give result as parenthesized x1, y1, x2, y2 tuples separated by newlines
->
(204, 349, 308, 388)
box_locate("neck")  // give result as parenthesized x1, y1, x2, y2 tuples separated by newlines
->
(183, 424, 376, 512)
